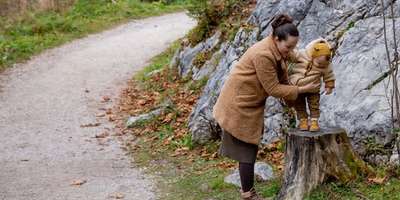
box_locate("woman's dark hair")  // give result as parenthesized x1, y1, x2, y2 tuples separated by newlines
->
(271, 14, 299, 41)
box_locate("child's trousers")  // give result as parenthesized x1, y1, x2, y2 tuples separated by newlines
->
(294, 93, 320, 119)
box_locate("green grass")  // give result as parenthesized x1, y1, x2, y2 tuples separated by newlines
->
(306, 178, 400, 200)
(0, 0, 190, 71)
(131, 131, 284, 200)
(134, 39, 181, 82)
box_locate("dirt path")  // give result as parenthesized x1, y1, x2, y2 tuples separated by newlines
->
(0, 12, 196, 200)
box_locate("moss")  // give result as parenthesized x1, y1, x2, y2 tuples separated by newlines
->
(186, 0, 254, 46)
(339, 146, 371, 182)
(346, 21, 355, 31)
(364, 137, 392, 157)
(187, 20, 212, 46)
(186, 76, 209, 92)
(192, 49, 213, 68)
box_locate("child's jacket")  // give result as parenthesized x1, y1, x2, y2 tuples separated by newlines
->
(289, 48, 335, 93)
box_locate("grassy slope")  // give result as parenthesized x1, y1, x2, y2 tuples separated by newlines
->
(118, 40, 400, 200)
(0, 0, 189, 71)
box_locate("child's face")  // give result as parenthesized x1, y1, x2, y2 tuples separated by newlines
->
(313, 55, 331, 66)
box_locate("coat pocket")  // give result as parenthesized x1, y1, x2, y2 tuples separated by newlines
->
(235, 94, 259, 108)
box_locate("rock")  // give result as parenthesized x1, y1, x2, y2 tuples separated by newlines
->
(169, 47, 182, 69)
(262, 98, 288, 144)
(126, 98, 173, 128)
(175, 0, 400, 163)
(319, 16, 400, 154)
(126, 109, 162, 128)
(192, 47, 224, 81)
(224, 169, 241, 187)
(224, 162, 275, 188)
(390, 153, 399, 166)
(376, 155, 390, 164)
(189, 28, 260, 144)
(145, 69, 163, 77)
(172, 31, 222, 78)
(367, 154, 390, 166)
(199, 183, 210, 193)
(254, 162, 275, 181)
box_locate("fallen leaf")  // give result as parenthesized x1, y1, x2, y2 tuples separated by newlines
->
(137, 99, 146, 105)
(71, 179, 87, 186)
(105, 109, 113, 115)
(211, 152, 218, 159)
(95, 132, 109, 138)
(110, 192, 124, 199)
(368, 176, 386, 184)
(108, 115, 115, 122)
(96, 113, 106, 117)
(162, 113, 174, 123)
(80, 123, 101, 128)
(102, 96, 111, 102)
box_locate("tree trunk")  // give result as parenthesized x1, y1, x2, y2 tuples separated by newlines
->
(277, 127, 371, 200)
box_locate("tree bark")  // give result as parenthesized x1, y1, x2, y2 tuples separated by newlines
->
(277, 127, 371, 200)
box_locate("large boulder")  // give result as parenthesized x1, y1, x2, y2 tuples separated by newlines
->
(172, 0, 400, 161)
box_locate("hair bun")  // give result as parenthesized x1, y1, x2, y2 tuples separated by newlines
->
(271, 14, 293, 29)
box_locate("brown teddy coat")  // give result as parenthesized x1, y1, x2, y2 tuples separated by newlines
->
(212, 36, 299, 145)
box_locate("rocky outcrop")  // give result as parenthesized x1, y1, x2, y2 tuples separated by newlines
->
(224, 162, 275, 187)
(172, 0, 400, 162)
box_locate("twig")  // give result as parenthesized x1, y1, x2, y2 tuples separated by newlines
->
(389, 1, 400, 127)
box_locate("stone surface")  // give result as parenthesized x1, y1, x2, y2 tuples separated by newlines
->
(126, 98, 173, 128)
(224, 162, 275, 188)
(390, 153, 400, 166)
(173, 31, 222, 78)
(172, 0, 400, 162)
(126, 108, 163, 128)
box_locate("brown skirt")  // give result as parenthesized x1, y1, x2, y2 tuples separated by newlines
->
(218, 128, 259, 164)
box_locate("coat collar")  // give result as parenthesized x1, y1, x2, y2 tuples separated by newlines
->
(262, 35, 283, 61)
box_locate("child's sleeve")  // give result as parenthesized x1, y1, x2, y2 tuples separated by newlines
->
(323, 64, 335, 88)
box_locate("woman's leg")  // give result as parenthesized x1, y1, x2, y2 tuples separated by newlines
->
(239, 162, 255, 192)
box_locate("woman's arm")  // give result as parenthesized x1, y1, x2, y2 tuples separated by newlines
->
(253, 53, 299, 101)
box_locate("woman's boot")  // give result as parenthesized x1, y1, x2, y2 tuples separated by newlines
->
(240, 188, 265, 200)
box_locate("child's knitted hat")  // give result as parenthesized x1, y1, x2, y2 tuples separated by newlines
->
(306, 39, 332, 59)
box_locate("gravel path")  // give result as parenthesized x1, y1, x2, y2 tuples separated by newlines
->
(0, 12, 196, 200)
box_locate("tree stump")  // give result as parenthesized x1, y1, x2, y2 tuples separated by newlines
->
(277, 127, 371, 200)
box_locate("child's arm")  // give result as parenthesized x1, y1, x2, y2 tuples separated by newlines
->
(322, 64, 335, 94)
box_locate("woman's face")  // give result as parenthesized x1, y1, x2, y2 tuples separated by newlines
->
(274, 35, 299, 58)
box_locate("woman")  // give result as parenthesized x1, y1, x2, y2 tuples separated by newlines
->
(212, 14, 319, 200)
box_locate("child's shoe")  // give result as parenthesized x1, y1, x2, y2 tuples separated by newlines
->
(309, 118, 320, 132)
(299, 118, 309, 131)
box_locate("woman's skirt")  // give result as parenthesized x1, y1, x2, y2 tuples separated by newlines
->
(218, 128, 259, 164)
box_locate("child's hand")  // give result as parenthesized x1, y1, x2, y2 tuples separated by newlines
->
(325, 87, 333, 95)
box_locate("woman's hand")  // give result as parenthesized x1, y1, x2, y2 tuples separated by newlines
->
(298, 82, 319, 94)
